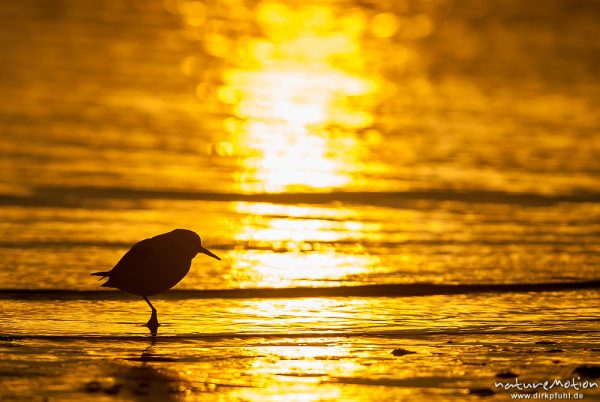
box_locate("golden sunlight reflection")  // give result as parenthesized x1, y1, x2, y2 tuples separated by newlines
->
(223, 69, 374, 192)
(174, 1, 389, 287)
(226, 298, 375, 400)
(199, 1, 379, 192)
(227, 202, 381, 287)
(204, 1, 384, 287)
(232, 297, 374, 333)
(226, 250, 378, 287)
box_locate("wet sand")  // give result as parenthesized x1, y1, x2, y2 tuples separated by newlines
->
(2, 332, 599, 401)
(2, 291, 600, 401)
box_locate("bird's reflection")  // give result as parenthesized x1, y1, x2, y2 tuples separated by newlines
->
(113, 338, 185, 400)
(145, 334, 157, 351)
(131, 336, 177, 363)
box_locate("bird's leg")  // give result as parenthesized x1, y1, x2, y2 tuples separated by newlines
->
(143, 296, 160, 336)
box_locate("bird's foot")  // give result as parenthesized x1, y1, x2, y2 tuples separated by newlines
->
(146, 311, 160, 336)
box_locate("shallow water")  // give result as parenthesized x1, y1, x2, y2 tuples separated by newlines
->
(1, 0, 599, 400)
(2, 291, 600, 401)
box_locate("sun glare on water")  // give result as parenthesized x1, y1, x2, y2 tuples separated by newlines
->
(227, 202, 381, 288)
(173, 0, 385, 288)
(223, 68, 374, 192)
(164, 0, 401, 293)
(204, 1, 379, 193)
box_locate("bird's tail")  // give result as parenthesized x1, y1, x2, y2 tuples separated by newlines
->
(91, 271, 110, 280)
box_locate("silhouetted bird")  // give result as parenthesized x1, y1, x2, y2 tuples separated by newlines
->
(91, 229, 220, 334)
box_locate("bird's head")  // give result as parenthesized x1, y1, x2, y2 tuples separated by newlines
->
(169, 229, 221, 261)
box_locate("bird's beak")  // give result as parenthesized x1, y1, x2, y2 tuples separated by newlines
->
(199, 246, 221, 260)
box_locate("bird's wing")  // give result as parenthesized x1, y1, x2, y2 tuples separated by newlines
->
(108, 237, 159, 277)
(104, 234, 192, 294)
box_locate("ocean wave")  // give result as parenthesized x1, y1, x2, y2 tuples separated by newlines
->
(0, 238, 594, 250)
(1, 281, 598, 300)
(1, 185, 599, 209)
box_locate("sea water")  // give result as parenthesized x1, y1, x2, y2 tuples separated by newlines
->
(0, 0, 599, 400)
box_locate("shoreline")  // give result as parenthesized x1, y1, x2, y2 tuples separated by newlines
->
(0, 280, 599, 300)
